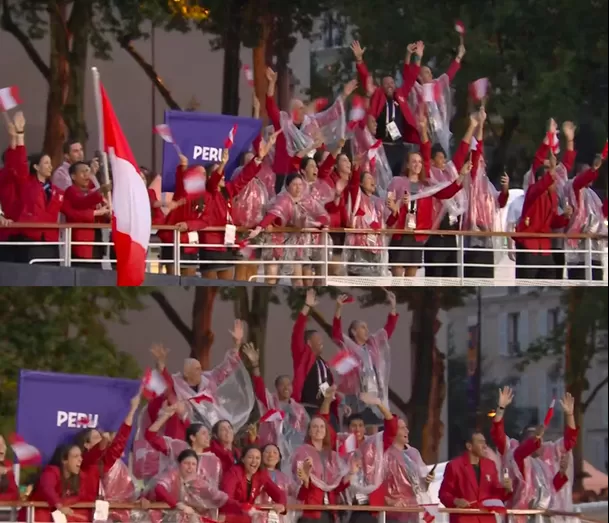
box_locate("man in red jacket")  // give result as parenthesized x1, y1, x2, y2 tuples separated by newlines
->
(439, 429, 513, 523)
(291, 289, 340, 426)
(352, 40, 424, 176)
(515, 153, 573, 280)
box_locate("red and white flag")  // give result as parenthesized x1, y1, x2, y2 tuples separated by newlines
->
(191, 392, 213, 404)
(338, 433, 358, 456)
(328, 351, 360, 375)
(601, 140, 608, 160)
(242, 65, 254, 87)
(224, 124, 238, 149)
(154, 124, 175, 143)
(183, 166, 207, 197)
(348, 95, 366, 130)
(142, 368, 168, 400)
(543, 398, 555, 427)
(98, 82, 151, 286)
(469, 136, 479, 152)
(367, 139, 383, 172)
(469, 78, 490, 101)
(454, 20, 466, 35)
(547, 131, 560, 155)
(422, 505, 440, 523)
(422, 83, 441, 103)
(0, 86, 21, 111)
(9, 434, 41, 466)
(481, 499, 506, 514)
(260, 409, 285, 423)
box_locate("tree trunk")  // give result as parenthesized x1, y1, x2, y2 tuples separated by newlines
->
(62, 1, 92, 147)
(221, 0, 244, 115)
(191, 287, 219, 369)
(44, 1, 70, 167)
(252, 14, 273, 120)
(407, 289, 441, 461)
(247, 287, 274, 375)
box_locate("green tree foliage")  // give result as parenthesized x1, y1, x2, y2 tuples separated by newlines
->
(0, 288, 150, 429)
(325, 0, 608, 178)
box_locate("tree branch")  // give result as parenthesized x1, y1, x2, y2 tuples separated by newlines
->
(150, 290, 193, 345)
(117, 34, 182, 110)
(582, 375, 609, 411)
(1, 0, 51, 80)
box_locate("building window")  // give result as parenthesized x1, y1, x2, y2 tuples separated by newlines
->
(322, 13, 346, 49)
(508, 312, 521, 356)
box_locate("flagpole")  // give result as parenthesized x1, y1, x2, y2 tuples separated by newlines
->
(91, 67, 112, 215)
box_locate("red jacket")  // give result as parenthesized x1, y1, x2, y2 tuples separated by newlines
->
(0, 459, 19, 501)
(0, 145, 28, 241)
(356, 60, 422, 144)
(221, 463, 286, 520)
(148, 188, 166, 226)
(439, 452, 512, 523)
(490, 417, 577, 493)
(62, 185, 106, 259)
(266, 96, 292, 175)
(193, 158, 262, 251)
(386, 147, 463, 243)
(209, 438, 241, 476)
(16, 176, 65, 242)
(290, 312, 339, 417)
(515, 172, 570, 253)
(26, 465, 93, 522)
(296, 459, 350, 519)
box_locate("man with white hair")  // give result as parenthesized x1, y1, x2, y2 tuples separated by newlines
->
(149, 320, 253, 438)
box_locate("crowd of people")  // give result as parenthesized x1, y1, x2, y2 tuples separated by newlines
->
(0, 38, 607, 283)
(0, 290, 579, 523)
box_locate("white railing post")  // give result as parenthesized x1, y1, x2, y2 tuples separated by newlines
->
(63, 227, 72, 267)
(456, 234, 465, 282)
(378, 509, 386, 523)
(584, 237, 593, 282)
(27, 505, 34, 523)
(321, 230, 329, 285)
(173, 229, 180, 275)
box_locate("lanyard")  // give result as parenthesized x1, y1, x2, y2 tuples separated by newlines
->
(316, 359, 328, 386)
(385, 100, 395, 125)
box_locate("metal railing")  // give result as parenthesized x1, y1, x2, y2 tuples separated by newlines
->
(0, 222, 607, 286)
(0, 500, 606, 523)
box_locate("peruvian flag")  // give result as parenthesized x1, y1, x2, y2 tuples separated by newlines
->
(191, 392, 213, 404)
(481, 499, 506, 514)
(154, 124, 175, 144)
(422, 505, 440, 523)
(328, 351, 360, 375)
(469, 136, 479, 152)
(367, 139, 382, 161)
(348, 95, 366, 130)
(260, 409, 285, 423)
(469, 78, 490, 102)
(454, 20, 466, 35)
(601, 140, 608, 160)
(99, 83, 151, 286)
(183, 167, 207, 197)
(543, 398, 555, 427)
(142, 368, 168, 400)
(546, 130, 560, 155)
(338, 433, 357, 456)
(9, 434, 41, 466)
(224, 124, 238, 149)
(0, 86, 21, 111)
(242, 65, 254, 87)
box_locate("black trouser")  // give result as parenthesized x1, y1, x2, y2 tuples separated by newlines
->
(383, 142, 407, 176)
(349, 510, 377, 523)
(464, 245, 494, 279)
(0, 235, 18, 263)
(551, 249, 565, 280)
(424, 234, 457, 277)
(299, 513, 333, 523)
(567, 260, 603, 281)
(274, 173, 287, 195)
(515, 244, 553, 279)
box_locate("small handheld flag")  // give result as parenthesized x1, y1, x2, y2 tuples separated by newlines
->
(601, 140, 608, 160)
(469, 78, 490, 102)
(328, 350, 360, 375)
(142, 368, 168, 400)
(543, 398, 555, 427)
(154, 124, 182, 156)
(0, 86, 21, 111)
(9, 434, 42, 466)
(224, 124, 238, 149)
(242, 65, 254, 87)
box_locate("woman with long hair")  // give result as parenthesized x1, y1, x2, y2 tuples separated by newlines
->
(210, 420, 242, 475)
(26, 443, 92, 522)
(221, 446, 287, 523)
(291, 414, 356, 523)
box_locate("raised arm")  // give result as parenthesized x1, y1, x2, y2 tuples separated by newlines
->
(453, 113, 478, 173)
(241, 343, 269, 409)
(265, 68, 281, 130)
(292, 289, 316, 365)
(445, 43, 465, 83)
(352, 41, 374, 96)
(332, 294, 348, 344)
(561, 122, 576, 174)
(101, 392, 141, 472)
